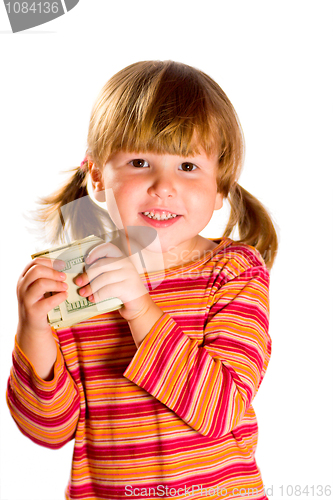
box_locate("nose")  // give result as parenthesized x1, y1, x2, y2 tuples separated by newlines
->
(147, 171, 177, 199)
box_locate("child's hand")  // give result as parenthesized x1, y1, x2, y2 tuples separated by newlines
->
(16, 258, 68, 336)
(75, 242, 153, 322)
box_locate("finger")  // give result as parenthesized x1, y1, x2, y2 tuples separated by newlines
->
(19, 264, 67, 296)
(85, 242, 124, 265)
(85, 283, 123, 304)
(75, 256, 125, 286)
(77, 269, 124, 298)
(21, 258, 66, 279)
(86, 278, 148, 305)
(24, 278, 68, 307)
(38, 290, 69, 315)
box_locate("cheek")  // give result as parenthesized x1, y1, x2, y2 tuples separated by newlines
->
(188, 187, 218, 220)
(105, 182, 138, 227)
(104, 184, 126, 227)
(106, 198, 123, 228)
(187, 187, 211, 210)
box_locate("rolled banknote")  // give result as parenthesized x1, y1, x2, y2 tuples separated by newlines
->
(31, 235, 123, 329)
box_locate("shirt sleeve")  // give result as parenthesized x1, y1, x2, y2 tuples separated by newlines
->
(6, 331, 81, 449)
(124, 263, 271, 439)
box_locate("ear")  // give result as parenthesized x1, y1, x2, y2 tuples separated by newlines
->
(89, 163, 106, 203)
(214, 192, 223, 210)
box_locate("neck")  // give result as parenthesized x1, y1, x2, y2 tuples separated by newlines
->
(113, 231, 217, 273)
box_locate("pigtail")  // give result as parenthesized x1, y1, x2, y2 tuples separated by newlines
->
(34, 162, 115, 245)
(223, 184, 278, 270)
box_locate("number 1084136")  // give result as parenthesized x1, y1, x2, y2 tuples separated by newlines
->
(5, 2, 60, 14)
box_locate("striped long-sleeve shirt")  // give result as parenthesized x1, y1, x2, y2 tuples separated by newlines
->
(7, 238, 271, 500)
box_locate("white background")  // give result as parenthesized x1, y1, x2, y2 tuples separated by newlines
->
(0, 1, 332, 499)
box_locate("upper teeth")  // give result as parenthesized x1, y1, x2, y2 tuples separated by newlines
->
(143, 211, 178, 220)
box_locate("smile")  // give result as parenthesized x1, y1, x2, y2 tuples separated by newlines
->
(139, 212, 181, 228)
(142, 211, 178, 220)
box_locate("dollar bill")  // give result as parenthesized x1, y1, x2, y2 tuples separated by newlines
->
(31, 235, 123, 329)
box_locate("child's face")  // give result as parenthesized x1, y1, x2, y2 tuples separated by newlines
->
(91, 150, 223, 260)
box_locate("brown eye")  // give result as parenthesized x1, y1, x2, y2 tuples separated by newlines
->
(130, 159, 149, 168)
(180, 162, 197, 172)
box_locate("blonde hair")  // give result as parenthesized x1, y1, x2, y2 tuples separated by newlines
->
(35, 60, 278, 268)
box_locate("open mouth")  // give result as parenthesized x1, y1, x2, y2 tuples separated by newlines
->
(139, 211, 182, 227)
(142, 211, 179, 221)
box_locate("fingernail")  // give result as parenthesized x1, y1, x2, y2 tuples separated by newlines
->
(59, 272, 66, 280)
(76, 276, 82, 285)
(54, 260, 66, 270)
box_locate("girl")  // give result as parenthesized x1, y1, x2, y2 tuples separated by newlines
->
(7, 60, 278, 500)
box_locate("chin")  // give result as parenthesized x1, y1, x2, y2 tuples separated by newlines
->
(144, 240, 166, 254)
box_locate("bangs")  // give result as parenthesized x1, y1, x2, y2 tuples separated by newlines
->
(112, 63, 222, 158)
(87, 61, 244, 194)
